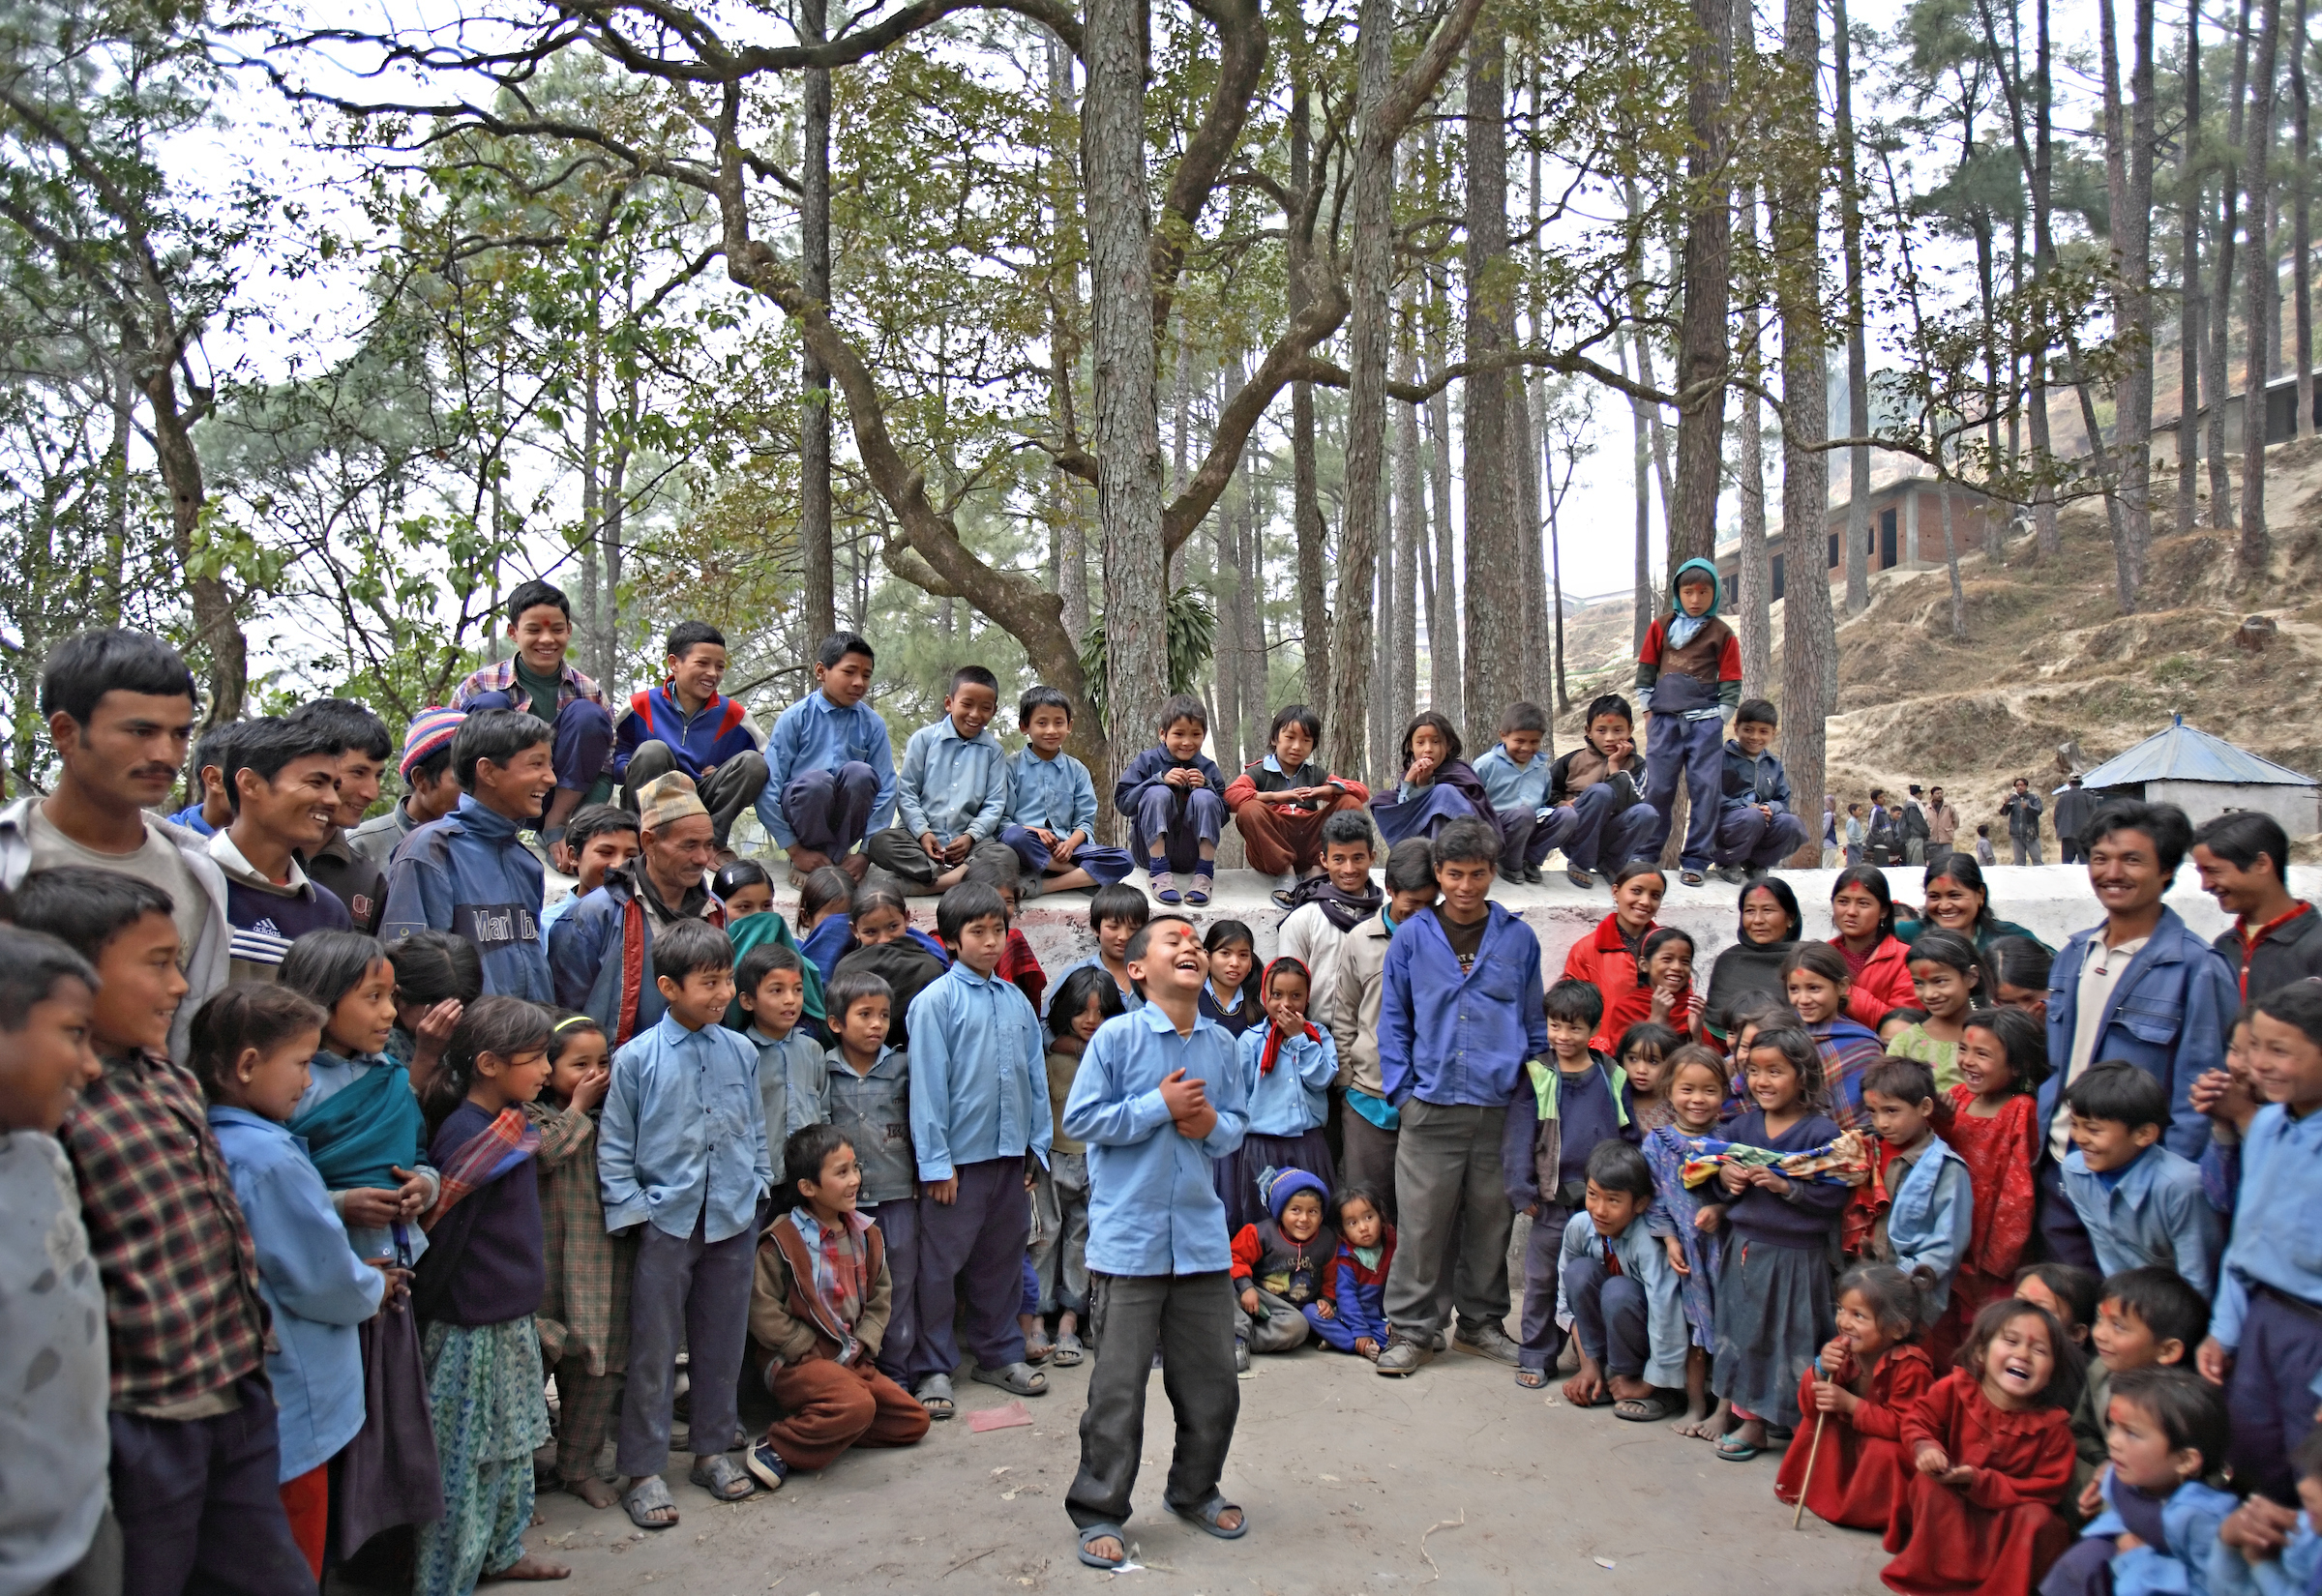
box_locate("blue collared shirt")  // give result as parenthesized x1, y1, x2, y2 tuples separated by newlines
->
(1041, 952, 1142, 1020)
(1473, 744, 1551, 816)
(757, 691, 898, 847)
(1005, 746, 1099, 837)
(895, 718, 1009, 842)
(1238, 1022, 1337, 1137)
(2211, 1104, 2322, 1352)
(1883, 1138, 1976, 1313)
(1555, 1209, 1690, 1388)
(1378, 904, 1548, 1108)
(1064, 1003, 1248, 1276)
(749, 1027, 830, 1148)
(598, 1013, 772, 1243)
(2063, 1141, 2221, 1297)
(907, 961, 1051, 1181)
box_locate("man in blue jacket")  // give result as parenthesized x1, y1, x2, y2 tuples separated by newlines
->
(2037, 799, 2238, 1266)
(378, 709, 557, 1001)
(1373, 816, 1544, 1376)
(612, 621, 768, 858)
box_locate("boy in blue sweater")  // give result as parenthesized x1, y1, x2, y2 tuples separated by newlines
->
(379, 710, 556, 1001)
(865, 665, 1021, 893)
(756, 632, 897, 884)
(613, 621, 769, 856)
(1713, 698, 1808, 884)
(999, 687, 1137, 894)
(1113, 694, 1227, 907)
(2062, 1060, 2221, 1297)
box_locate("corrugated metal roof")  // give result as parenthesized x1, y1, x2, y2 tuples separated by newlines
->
(2081, 717, 2318, 789)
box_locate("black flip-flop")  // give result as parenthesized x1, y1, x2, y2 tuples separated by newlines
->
(1615, 1392, 1683, 1422)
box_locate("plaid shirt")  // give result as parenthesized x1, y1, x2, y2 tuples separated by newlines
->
(63, 1050, 270, 1411)
(451, 657, 614, 779)
(523, 1098, 634, 1377)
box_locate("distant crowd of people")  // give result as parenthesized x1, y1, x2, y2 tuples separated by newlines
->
(1830, 774, 2101, 872)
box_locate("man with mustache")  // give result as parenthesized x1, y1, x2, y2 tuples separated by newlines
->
(0, 628, 232, 1060)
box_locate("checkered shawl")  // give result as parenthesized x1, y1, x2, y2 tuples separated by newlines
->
(522, 1099, 634, 1374)
(421, 1107, 539, 1231)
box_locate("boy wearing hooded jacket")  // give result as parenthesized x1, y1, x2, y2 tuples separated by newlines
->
(1635, 558, 1744, 886)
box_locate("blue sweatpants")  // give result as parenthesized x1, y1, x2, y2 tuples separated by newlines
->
(998, 825, 1138, 886)
(1641, 713, 1727, 872)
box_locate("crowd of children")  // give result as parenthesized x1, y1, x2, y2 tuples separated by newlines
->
(10, 601, 2322, 1596)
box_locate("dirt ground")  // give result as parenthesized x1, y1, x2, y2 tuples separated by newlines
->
(528, 1330, 1893, 1596)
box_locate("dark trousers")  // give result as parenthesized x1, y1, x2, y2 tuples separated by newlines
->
(2225, 1289, 2322, 1504)
(1516, 1200, 1577, 1372)
(1130, 786, 1225, 873)
(860, 1197, 920, 1386)
(1713, 807, 1810, 870)
(108, 1374, 313, 1596)
(617, 1213, 755, 1474)
(862, 828, 1020, 886)
(1383, 1099, 1514, 1339)
(622, 742, 769, 849)
(1339, 1111, 1400, 1220)
(909, 1158, 1030, 1381)
(463, 691, 614, 803)
(1641, 713, 1727, 871)
(2037, 1157, 2099, 1269)
(997, 826, 1138, 886)
(782, 763, 880, 856)
(1563, 1252, 1651, 1379)
(1067, 1272, 1239, 1530)
(2039, 1535, 2117, 1596)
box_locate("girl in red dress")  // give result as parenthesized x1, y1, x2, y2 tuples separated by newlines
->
(1882, 1298, 2079, 1596)
(1940, 1009, 2043, 1337)
(1776, 1263, 1937, 1530)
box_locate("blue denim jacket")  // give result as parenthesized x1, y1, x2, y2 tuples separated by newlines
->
(1884, 1138, 1974, 1313)
(2039, 907, 2239, 1161)
(1378, 904, 1548, 1108)
(599, 1014, 773, 1243)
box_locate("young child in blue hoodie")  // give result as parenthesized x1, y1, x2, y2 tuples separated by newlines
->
(196, 984, 390, 1579)
(2061, 1061, 2220, 1298)
(1000, 686, 1138, 894)
(1714, 697, 1808, 884)
(1229, 1167, 1335, 1364)
(1112, 693, 1227, 907)
(865, 665, 1022, 893)
(2042, 1367, 2236, 1596)
(1214, 958, 1338, 1234)
(1634, 557, 1743, 888)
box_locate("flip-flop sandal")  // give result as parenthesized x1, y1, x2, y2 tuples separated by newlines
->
(1680, 870, 1707, 887)
(970, 1361, 1049, 1397)
(915, 1373, 956, 1419)
(1167, 1493, 1248, 1540)
(621, 1476, 680, 1529)
(1077, 1522, 1131, 1570)
(1051, 1330, 1086, 1367)
(1514, 1368, 1549, 1389)
(1714, 1432, 1762, 1462)
(1615, 1393, 1683, 1422)
(688, 1454, 755, 1501)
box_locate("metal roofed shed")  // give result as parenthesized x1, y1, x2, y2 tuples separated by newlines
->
(2079, 716, 2321, 837)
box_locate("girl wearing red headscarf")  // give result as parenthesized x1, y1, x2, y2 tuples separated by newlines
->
(1210, 958, 1339, 1234)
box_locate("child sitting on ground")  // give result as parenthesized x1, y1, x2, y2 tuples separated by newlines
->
(1946, 1008, 2044, 1325)
(1308, 1184, 1395, 1360)
(1231, 1167, 1336, 1365)
(2043, 1367, 2235, 1596)
(1615, 1020, 1681, 1132)
(2212, 1432, 2322, 1596)
(739, 943, 827, 1145)
(1557, 1140, 1689, 1420)
(744, 1124, 931, 1490)
(1643, 1046, 1733, 1437)
(1222, 702, 1370, 880)
(1775, 1262, 1937, 1530)
(818, 972, 921, 1397)
(2061, 1061, 2220, 1298)
(1853, 1057, 1974, 1359)
(196, 984, 391, 1580)
(1045, 883, 1147, 1019)
(1216, 958, 1338, 1233)
(524, 1014, 633, 1510)
(998, 686, 1138, 894)
(1887, 930, 1994, 1092)
(1199, 920, 1264, 1036)
(1112, 693, 1227, 905)
(1881, 1297, 2080, 1596)
(2069, 1265, 2211, 1527)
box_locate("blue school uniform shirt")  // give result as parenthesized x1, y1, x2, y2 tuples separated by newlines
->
(598, 1013, 773, 1244)
(2211, 1103, 2322, 1367)
(1064, 1002, 1249, 1276)
(2061, 1141, 2221, 1298)
(1882, 1137, 1975, 1313)
(749, 1027, 829, 1146)
(2081, 1472, 2238, 1596)
(895, 717, 1009, 844)
(1005, 745, 1099, 837)
(907, 961, 1051, 1181)
(756, 690, 899, 848)
(1042, 951, 1142, 1020)
(1553, 1209, 1690, 1388)
(1472, 743, 1551, 817)
(1238, 1022, 1337, 1136)
(2210, 1509, 2322, 1596)
(1377, 903, 1548, 1108)
(205, 1107, 385, 1482)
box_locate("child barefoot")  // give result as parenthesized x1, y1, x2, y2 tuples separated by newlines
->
(1881, 1297, 2079, 1596)
(2042, 1367, 2234, 1596)
(1308, 1186, 1394, 1360)
(1946, 1008, 2044, 1324)
(1033, 965, 1123, 1369)
(1616, 1021, 1681, 1131)
(1776, 1263, 1936, 1529)
(1643, 1047, 1731, 1436)
(526, 1014, 633, 1509)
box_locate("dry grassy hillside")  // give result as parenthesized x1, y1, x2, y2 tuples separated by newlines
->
(1547, 438, 2322, 844)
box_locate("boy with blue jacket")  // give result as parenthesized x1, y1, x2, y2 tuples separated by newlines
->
(1375, 816, 1544, 1376)
(1113, 694, 1227, 907)
(1555, 1141, 1690, 1414)
(1857, 1058, 1974, 1316)
(1714, 697, 1809, 883)
(756, 632, 897, 882)
(1635, 558, 1744, 886)
(379, 709, 557, 1001)
(613, 621, 769, 855)
(2039, 800, 2237, 1266)
(1000, 686, 1137, 893)
(2061, 1061, 2220, 1297)
(865, 665, 1021, 893)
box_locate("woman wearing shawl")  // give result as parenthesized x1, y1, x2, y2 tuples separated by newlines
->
(1893, 853, 2053, 956)
(723, 907, 828, 1035)
(1212, 958, 1339, 1234)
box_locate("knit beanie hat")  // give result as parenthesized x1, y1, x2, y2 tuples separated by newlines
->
(636, 771, 709, 832)
(399, 707, 463, 780)
(1258, 1166, 1327, 1222)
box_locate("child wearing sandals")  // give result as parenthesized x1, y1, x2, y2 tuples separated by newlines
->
(1308, 1185, 1395, 1360)
(1775, 1262, 1937, 1530)
(1555, 1140, 1690, 1422)
(1644, 1045, 1733, 1436)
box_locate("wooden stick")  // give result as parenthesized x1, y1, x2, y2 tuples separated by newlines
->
(1792, 1405, 1829, 1529)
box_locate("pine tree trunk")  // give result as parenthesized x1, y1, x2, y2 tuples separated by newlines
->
(2299, 0, 2314, 441)
(1289, 84, 1330, 710)
(2244, 0, 2285, 578)
(800, 0, 836, 644)
(1943, 488, 1966, 639)
(1732, 0, 1774, 699)
(1213, 485, 1242, 773)
(1624, 325, 1655, 652)
(1049, 33, 1090, 645)
(1392, 310, 1423, 734)
(1240, 464, 1267, 754)
(1462, 28, 1521, 730)
(1671, 0, 1733, 577)
(2208, 0, 2255, 527)
(2179, 4, 2204, 532)
(1834, 0, 1870, 613)
(1425, 275, 1462, 726)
